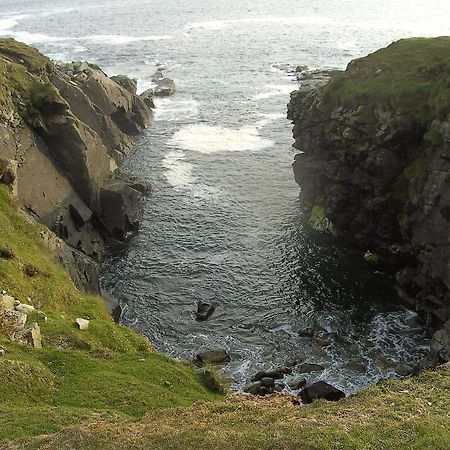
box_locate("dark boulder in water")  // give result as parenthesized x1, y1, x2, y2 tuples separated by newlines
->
(196, 300, 216, 321)
(299, 381, 346, 404)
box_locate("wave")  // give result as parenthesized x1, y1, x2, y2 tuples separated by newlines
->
(168, 123, 274, 154)
(153, 98, 199, 122)
(253, 84, 296, 100)
(83, 34, 173, 45)
(0, 18, 18, 30)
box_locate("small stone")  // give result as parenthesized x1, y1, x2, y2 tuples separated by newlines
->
(395, 364, 413, 377)
(0, 346, 5, 356)
(297, 327, 315, 337)
(260, 377, 275, 388)
(76, 318, 90, 330)
(244, 381, 261, 395)
(274, 383, 285, 392)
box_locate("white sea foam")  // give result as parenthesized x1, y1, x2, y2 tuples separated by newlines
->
(168, 124, 274, 154)
(83, 34, 173, 45)
(255, 113, 286, 128)
(0, 18, 18, 30)
(162, 150, 194, 187)
(253, 84, 295, 100)
(136, 79, 158, 95)
(8, 31, 68, 44)
(153, 98, 199, 122)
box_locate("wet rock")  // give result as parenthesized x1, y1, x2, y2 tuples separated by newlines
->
(298, 363, 325, 374)
(139, 89, 156, 109)
(149, 69, 176, 97)
(244, 381, 261, 395)
(431, 320, 450, 363)
(297, 327, 315, 337)
(344, 361, 367, 373)
(76, 318, 89, 330)
(395, 364, 413, 377)
(196, 300, 216, 321)
(313, 335, 332, 347)
(286, 355, 306, 367)
(195, 349, 231, 366)
(289, 378, 307, 390)
(260, 377, 275, 388)
(258, 386, 272, 396)
(250, 367, 291, 382)
(299, 381, 346, 404)
(274, 383, 285, 392)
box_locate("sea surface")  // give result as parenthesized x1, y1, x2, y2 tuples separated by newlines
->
(2, 0, 450, 393)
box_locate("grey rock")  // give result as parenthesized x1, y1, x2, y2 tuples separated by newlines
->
(196, 301, 216, 321)
(395, 364, 413, 377)
(76, 318, 89, 330)
(298, 363, 325, 374)
(195, 349, 231, 366)
(299, 381, 346, 404)
(289, 378, 307, 390)
(260, 377, 275, 388)
(244, 381, 261, 395)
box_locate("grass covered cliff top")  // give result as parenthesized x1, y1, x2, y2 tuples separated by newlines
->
(323, 37, 450, 121)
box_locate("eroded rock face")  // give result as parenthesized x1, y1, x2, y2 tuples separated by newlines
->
(288, 38, 450, 364)
(0, 39, 154, 293)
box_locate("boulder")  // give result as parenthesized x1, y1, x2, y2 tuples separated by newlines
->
(195, 349, 230, 366)
(431, 320, 450, 363)
(260, 377, 275, 388)
(250, 368, 288, 382)
(0, 157, 18, 195)
(196, 301, 216, 321)
(139, 89, 156, 109)
(1, 310, 27, 336)
(299, 381, 346, 404)
(244, 381, 261, 395)
(76, 318, 89, 330)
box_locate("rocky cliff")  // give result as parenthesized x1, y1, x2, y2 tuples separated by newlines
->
(288, 37, 450, 363)
(0, 39, 155, 294)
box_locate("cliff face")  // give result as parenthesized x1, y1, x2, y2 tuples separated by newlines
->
(288, 37, 450, 362)
(0, 39, 154, 293)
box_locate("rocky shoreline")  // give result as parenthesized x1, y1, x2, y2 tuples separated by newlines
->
(288, 37, 450, 369)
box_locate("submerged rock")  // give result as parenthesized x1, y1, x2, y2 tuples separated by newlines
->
(298, 363, 325, 374)
(195, 349, 230, 366)
(299, 381, 346, 404)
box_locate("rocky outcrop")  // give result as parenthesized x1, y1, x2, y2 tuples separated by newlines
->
(288, 37, 450, 363)
(0, 39, 155, 293)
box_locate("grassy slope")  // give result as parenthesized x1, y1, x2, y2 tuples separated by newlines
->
(323, 37, 450, 122)
(0, 186, 221, 442)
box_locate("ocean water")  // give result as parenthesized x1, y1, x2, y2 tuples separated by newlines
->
(2, 0, 449, 393)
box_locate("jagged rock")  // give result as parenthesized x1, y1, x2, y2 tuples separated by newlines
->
(1, 310, 27, 336)
(250, 367, 292, 382)
(196, 301, 216, 321)
(298, 363, 325, 374)
(139, 89, 156, 109)
(0, 157, 18, 196)
(144, 69, 176, 97)
(431, 320, 450, 363)
(299, 381, 346, 404)
(76, 318, 90, 330)
(15, 322, 42, 349)
(194, 349, 231, 366)
(111, 75, 138, 95)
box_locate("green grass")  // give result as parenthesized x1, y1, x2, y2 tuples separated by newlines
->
(0, 185, 221, 441)
(323, 37, 450, 123)
(12, 364, 450, 449)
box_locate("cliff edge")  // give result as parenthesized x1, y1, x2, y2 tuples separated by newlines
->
(288, 37, 450, 364)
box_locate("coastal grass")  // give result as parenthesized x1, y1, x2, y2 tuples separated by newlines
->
(323, 37, 450, 122)
(11, 364, 450, 449)
(0, 185, 221, 441)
